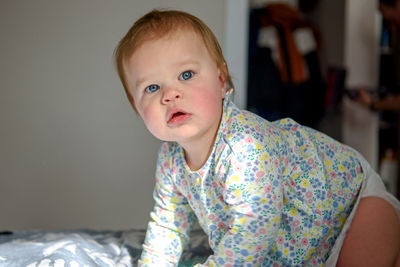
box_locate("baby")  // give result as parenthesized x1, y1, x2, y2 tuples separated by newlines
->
(115, 9, 400, 266)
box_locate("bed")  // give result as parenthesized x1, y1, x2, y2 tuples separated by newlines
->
(0, 228, 212, 266)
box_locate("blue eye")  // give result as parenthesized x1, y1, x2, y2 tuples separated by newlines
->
(179, 71, 194, 81)
(145, 84, 160, 93)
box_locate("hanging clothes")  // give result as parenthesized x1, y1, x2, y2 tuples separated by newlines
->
(247, 3, 325, 128)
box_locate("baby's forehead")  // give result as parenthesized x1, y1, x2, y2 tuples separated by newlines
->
(151, 27, 202, 44)
(132, 27, 206, 55)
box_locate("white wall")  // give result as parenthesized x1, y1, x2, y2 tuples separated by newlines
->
(342, 0, 380, 168)
(0, 0, 228, 230)
(224, 0, 249, 109)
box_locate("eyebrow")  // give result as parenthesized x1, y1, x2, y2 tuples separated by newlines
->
(173, 59, 200, 68)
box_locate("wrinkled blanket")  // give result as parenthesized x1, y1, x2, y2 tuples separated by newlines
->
(0, 230, 133, 267)
(0, 229, 211, 267)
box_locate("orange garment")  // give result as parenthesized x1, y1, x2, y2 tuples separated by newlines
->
(262, 3, 317, 84)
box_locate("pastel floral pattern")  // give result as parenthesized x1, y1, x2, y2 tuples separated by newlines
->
(139, 89, 364, 267)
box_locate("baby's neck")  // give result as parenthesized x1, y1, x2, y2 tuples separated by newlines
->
(183, 141, 214, 171)
(181, 126, 220, 171)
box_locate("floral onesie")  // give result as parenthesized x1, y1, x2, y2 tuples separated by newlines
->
(139, 89, 365, 267)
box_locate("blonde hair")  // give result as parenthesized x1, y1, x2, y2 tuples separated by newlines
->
(114, 9, 233, 112)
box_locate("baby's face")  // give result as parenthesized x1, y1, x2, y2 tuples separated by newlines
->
(124, 30, 227, 147)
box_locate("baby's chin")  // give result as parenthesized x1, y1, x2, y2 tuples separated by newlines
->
(147, 129, 176, 143)
(146, 124, 200, 144)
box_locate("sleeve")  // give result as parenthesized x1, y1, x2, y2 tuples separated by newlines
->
(139, 142, 196, 267)
(195, 143, 283, 266)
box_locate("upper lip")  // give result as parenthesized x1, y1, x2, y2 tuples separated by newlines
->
(167, 107, 189, 122)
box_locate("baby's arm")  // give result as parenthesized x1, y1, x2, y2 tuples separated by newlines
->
(139, 144, 196, 266)
(196, 153, 283, 266)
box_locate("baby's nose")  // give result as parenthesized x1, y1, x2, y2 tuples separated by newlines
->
(162, 86, 182, 103)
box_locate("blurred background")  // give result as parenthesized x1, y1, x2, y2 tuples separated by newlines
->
(0, 0, 396, 231)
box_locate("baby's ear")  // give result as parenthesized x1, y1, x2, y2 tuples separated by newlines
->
(218, 71, 227, 99)
(218, 66, 228, 90)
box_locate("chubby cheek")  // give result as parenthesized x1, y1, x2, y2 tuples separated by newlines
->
(139, 105, 166, 140)
(192, 88, 224, 117)
(197, 98, 220, 117)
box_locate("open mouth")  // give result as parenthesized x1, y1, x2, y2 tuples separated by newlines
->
(171, 112, 185, 119)
(167, 110, 191, 125)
